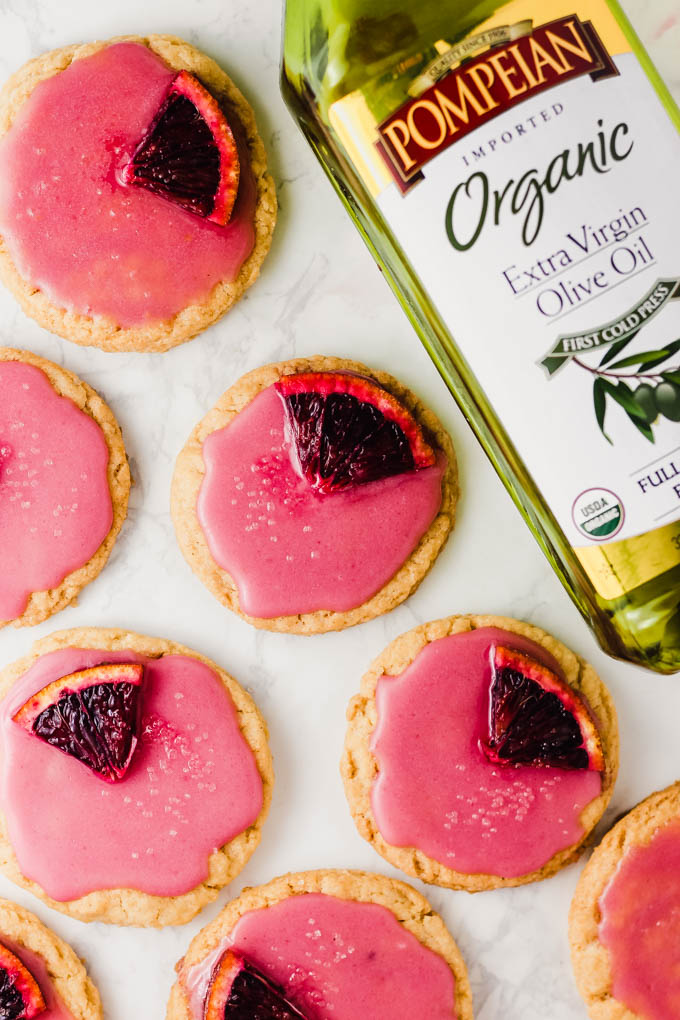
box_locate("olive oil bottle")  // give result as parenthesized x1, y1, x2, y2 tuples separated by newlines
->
(281, 0, 680, 673)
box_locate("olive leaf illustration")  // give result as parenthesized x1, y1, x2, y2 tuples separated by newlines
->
(598, 333, 638, 367)
(580, 339, 680, 443)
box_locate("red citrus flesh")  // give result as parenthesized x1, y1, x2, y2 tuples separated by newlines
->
(0, 943, 46, 1019)
(481, 645, 604, 771)
(123, 70, 240, 225)
(276, 371, 436, 493)
(204, 950, 308, 1020)
(13, 663, 144, 783)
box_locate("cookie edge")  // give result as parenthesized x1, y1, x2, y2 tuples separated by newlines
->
(0, 347, 130, 629)
(0, 897, 103, 1019)
(0, 626, 274, 927)
(341, 613, 619, 891)
(170, 355, 458, 634)
(165, 868, 474, 1020)
(568, 781, 680, 1020)
(0, 35, 277, 353)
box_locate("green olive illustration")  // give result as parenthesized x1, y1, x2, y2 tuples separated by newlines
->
(634, 383, 658, 424)
(654, 381, 680, 422)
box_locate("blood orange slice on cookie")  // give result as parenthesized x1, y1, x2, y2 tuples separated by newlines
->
(481, 645, 604, 771)
(0, 942, 46, 1019)
(276, 371, 436, 493)
(205, 950, 308, 1019)
(13, 663, 144, 783)
(123, 70, 240, 224)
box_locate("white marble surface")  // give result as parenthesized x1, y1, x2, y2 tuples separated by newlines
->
(0, 2, 678, 1018)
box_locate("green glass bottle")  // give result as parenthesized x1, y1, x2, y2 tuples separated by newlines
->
(281, 0, 680, 672)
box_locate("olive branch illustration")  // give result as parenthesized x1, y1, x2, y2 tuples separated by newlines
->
(573, 336, 680, 444)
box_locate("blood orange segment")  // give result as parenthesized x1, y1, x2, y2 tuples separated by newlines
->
(481, 645, 604, 771)
(13, 663, 144, 783)
(204, 950, 308, 1020)
(0, 943, 46, 1019)
(123, 70, 240, 225)
(276, 371, 436, 493)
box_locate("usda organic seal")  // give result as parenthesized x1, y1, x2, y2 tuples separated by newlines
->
(572, 488, 625, 541)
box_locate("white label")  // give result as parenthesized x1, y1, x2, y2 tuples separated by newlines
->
(376, 52, 680, 548)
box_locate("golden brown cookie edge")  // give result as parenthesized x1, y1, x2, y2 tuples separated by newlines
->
(0, 347, 130, 629)
(568, 781, 680, 1020)
(0, 35, 277, 353)
(341, 613, 619, 891)
(0, 897, 103, 1019)
(0, 627, 274, 926)
(170, 355, 458, 634)
(165, 868, 474, 1020)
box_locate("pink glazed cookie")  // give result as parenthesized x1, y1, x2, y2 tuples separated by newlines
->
(0, 898, 102, 1019)
(570, 782, 680, 1019)
(343, 614, 618, 891)
(0, 628, 273, 926)
(0, 348, 129, 629)
(171, 357, 457, 634)
(0, 36, 276, 352)
(166, 870, 474, 1020)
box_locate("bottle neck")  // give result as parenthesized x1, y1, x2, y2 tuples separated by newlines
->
(283, 0, 507, 115)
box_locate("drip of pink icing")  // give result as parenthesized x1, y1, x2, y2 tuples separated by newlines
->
(598, 816, 680, 1019)
(182, 893, 457, 1020)
(0, 936, 76, 1020)
(370, 627, 602, 877)
(0, 648, 263, 901)
(0, 362, 112, 622)
(0, 42, 256, 327)
(197, 385, 446, 617)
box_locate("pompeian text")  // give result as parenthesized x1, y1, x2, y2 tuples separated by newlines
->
(378, 15, 616, 181)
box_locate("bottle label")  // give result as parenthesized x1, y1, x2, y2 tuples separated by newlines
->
(330, 0, 680, 599)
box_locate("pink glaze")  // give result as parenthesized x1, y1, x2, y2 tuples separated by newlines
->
(371, 627, 602, 877)
(0, 935, 76, 1020)
(0, 362, 112, 623)
(182, 893, 457, 1019)
(197, 385, 446, 617)
(598, 816, 680, 1019)
(0, 42, 256, 327)
(0, 648, 263, 901)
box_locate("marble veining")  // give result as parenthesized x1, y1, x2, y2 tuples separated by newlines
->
(0, 2, 678, 1018)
